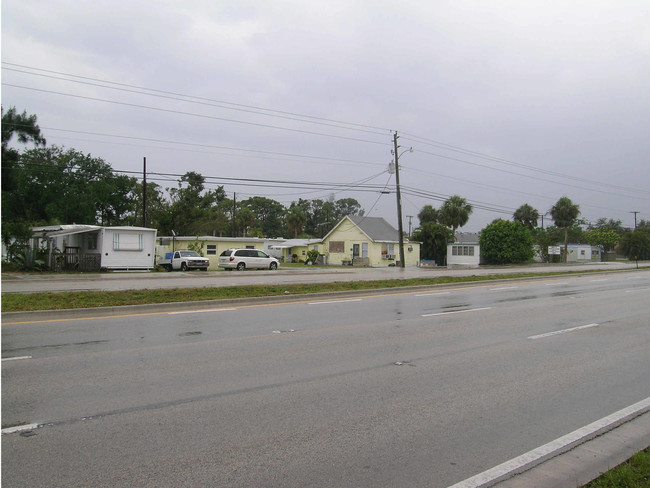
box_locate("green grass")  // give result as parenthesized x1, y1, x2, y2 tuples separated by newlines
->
(0, 269, 632, 312)
(582, 448, 650, 487)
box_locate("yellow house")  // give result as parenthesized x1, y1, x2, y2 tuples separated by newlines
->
(322, 215, 420, 266)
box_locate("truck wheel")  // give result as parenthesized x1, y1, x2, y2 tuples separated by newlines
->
(181, 262, 188, 271)
(236, 262, 246, 271)
(269, 262, 278, 270)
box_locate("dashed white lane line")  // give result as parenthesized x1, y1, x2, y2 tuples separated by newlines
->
(2, 423, 39, 435)
(416, 292, 451, 297)
(307, 298, 363, 305)
(489, 286, 518, 291)
(545, 282, 568, 286)
(2, 356, 32, 362)
(528, 323, 599, 340)
(447, 396, 650, 488)
(422, 307, 492, 317)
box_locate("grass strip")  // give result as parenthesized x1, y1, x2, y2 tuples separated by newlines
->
(582, 447, 649, 487)
(0, 270, 618, 312)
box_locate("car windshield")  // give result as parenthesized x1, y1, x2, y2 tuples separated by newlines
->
(179, 251, 200, 257)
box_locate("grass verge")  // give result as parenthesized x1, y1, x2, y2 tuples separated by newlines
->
(582, 447, 649, 487)
(0, 270, 626, 312)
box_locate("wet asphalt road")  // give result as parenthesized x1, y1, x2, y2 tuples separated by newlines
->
(2, 270, 649, 487)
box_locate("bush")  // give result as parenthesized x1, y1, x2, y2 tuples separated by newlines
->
(480, 219, 534, 265)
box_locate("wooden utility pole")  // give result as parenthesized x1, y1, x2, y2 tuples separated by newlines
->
(142, 157, 147, 228)
(393, 132, 406, 268)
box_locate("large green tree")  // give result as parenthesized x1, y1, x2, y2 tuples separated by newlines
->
(2, 106, 47, 200)
(164, 172, 226, 235)
(513, 204, 539, 230)
(582, 229, 620, 259)
(411, 222, 453, 265)
(239, 196, 286, 237)
(619, 229, 650, 260)
(5, 145, 138, 225)
(550, 196, 580, 262)
(418, 205, 439, 225)
(439, 195, 473, 232)
(480, 219, 534, 264)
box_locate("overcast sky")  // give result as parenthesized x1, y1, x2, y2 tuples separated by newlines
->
(2, 1, 649, 232)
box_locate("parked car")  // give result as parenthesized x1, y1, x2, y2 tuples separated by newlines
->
(218, 249, 279, 271)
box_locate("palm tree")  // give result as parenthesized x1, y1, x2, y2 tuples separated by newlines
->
(513, 204, 540, 230)
(286, 206, 306, 238)
(550, 196, 580, 262)
(439, 195, 473, 233)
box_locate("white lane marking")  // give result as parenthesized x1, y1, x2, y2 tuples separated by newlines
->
(489, 286, 518, 291)
(2, 423, 39, 435)
(625, 287, 650, 293)
(308, 299, 362, 305)
(589, 279, 609, 282)
(528, 323, 599, 340)
(2, 356, 32, 362)
(422, 307, 492, 317)
(416, 292, 451, 297)
(545, 282, 568, 286)
(447, 396, 650, 488)
(168, 308, 237, 315)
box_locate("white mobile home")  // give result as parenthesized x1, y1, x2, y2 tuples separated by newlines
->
(32, 225, 157, 271)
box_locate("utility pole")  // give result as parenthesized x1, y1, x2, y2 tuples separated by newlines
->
(233, 192, 237, 237)
(407, 215, 414, 237)
(142, 157, 147, 228)
(393, 132, 405, 268)
(631, 211, 639, 230)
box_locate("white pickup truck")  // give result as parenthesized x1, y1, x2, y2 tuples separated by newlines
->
(157, 250, 210, 271)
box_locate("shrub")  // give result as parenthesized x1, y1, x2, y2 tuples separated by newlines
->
(480, 219, 534, 265)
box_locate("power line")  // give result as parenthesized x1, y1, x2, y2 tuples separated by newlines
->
(2, 62, 392, 134)
(3, 83, 391, 147)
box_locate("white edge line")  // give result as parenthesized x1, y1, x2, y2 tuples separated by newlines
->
(416, 292, 451, 297)
(308, 299, 363, 305)
(422, 307, 492, 317)
(2, 423, 40, 435)
(528, 323, 599, 340)
(489, 286, 518, 291)
(447, 396, 650, 488)
(168, 308, 237, 315)
(2, 356, 32, 362)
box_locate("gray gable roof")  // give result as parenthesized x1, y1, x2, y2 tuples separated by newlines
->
(348, 215, 399, 242)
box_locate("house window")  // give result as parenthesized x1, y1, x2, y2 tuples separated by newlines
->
(329, 241, 345, 253)
(452, 245, 475, 256)
(381, 243, 395, 258)
(87, 234, 98, 250)
(113, 233, 144, 251)
(207, 245, 217, 255)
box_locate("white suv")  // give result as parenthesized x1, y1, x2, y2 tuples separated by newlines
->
(218, 249, 280, 271)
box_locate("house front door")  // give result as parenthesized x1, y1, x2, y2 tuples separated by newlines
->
(352, 244, 360, 258)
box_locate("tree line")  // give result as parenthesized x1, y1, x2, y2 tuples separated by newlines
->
(412, 193, 649, 264)
(1, 106, 363, 261)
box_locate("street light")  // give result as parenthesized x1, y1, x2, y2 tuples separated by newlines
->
(392, 132, 412, 268)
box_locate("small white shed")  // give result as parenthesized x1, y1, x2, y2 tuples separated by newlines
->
(447, 232, 481, 267)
